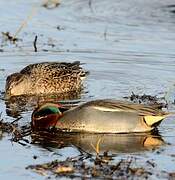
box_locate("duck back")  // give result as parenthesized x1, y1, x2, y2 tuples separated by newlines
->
(56, 106, 153, 133)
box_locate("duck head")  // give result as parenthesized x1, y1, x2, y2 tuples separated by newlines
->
(5, 73, 29, 99)
(32, 103, 64, 130)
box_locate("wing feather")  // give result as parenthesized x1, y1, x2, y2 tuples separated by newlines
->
(84, 99, 167, 116)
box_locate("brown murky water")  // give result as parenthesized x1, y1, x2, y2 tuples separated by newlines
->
(1, 0, 175, 179)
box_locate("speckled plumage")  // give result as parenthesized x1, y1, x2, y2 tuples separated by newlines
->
(5, 61, 87, 99)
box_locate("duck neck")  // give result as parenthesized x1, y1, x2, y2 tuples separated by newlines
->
(32, 113, 62, 130)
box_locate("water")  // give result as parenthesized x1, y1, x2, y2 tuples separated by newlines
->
(0, 0, 175, 179)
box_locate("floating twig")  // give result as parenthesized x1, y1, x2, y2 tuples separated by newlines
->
(91, 137, 102, 156)
(33, 35, 38, 52)
(11, 116, 22, 124)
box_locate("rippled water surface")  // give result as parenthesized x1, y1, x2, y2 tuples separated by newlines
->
(1, 0, 175, 179)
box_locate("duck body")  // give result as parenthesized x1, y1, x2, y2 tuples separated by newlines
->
(56, 105, 147, 133)
(32, 99, 169, 133)
(5, 61, 86, 99)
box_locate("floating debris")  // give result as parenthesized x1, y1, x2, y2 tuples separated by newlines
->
(56, 25, 64, 31)
(0, 118, 31, 145)
(2, 32, 18, 43)
(33, 35, 38, 52)
(54, 166, 74, 174)
(26, 155, 154, 179)
(169, 172, 175, 179)
(124, 92, 167, 109)
(42, 0, 60, 9)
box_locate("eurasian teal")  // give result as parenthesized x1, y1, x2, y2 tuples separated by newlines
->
(5, 61, 87, 99)
(32, 99, 170, 133)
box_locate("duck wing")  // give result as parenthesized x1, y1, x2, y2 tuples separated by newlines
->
(20, 61, 87, 79)
(83, 99, 168, 116)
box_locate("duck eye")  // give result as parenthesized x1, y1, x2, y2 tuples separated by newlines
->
(34, 107, 61, 118)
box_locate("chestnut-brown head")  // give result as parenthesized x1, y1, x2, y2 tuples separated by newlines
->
(31, 103, 64, 130)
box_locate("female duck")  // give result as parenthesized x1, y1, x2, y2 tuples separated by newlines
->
(5, 61, 87, 99)
(32, 99, 170, 133)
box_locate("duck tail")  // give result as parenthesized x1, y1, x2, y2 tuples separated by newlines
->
(144, 112, 173, 126)
(70, 61, 89, 79)
(72, 61, 81, 66)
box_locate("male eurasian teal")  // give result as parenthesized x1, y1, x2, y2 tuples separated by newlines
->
(5, 61, 87, 99)
(32, 99, 170, 133)
(31, 132, 164, 153)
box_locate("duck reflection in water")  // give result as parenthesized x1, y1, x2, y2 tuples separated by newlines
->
(31, 131, 165, 154)
(5, 93, 82, 118)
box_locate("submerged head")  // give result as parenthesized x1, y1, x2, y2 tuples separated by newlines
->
(5, 73, 29, 99)
(32, 103, 64, 130)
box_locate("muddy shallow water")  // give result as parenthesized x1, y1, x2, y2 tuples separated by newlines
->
(1, 0, 175, 179)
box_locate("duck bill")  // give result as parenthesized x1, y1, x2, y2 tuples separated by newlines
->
(32, 114, 59, 130)
(144, 115, 166, 127)
(4, 89, 12, 100)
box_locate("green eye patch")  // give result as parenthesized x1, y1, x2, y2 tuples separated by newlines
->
(35, 106, 61, 117)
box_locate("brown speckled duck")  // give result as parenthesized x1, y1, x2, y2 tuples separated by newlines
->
(32, 99, 171, 133)
(5, 61, 87, 99)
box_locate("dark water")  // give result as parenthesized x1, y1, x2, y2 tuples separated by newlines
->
(1, 0, 175, 179)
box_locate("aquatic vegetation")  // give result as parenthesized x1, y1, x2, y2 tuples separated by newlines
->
(26, 153, 158, 179)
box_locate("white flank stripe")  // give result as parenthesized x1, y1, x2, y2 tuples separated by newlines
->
(93, 106, 121, 112)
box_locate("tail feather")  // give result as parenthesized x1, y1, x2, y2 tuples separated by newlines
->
(68, 61, 89, 79)
(144, 114, 170, 126)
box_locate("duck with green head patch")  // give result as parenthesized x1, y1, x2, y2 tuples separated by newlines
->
(32, 99, 171, 133)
